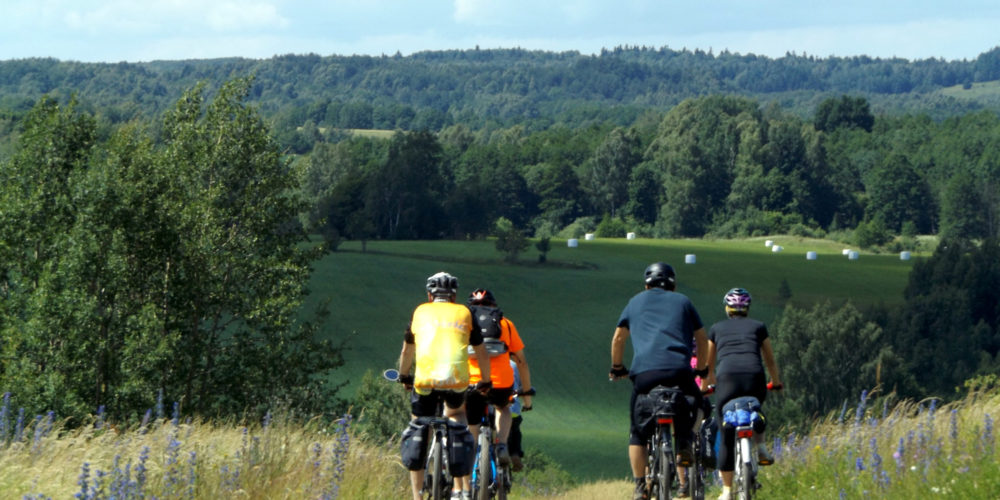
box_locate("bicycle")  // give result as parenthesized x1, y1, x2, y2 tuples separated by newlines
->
(471, 401, 511, 500)
(685, 395, 715, 500)
(721, 382, 781, 500)
(385, 369, 454, 500)
(641, 385, 695, 500)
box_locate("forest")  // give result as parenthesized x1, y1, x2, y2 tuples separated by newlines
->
(2, 48, 1000, 425)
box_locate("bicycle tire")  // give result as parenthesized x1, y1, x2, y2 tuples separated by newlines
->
(688, 458, 704, 500)
(429, 434, 445, 500)
(657, 427, 673, 500)
(476, 431, 491, 500)
(736, 438, 753, 500)
(496, 465, 508, 500)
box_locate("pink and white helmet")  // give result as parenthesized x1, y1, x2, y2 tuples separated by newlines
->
(723, 287, 752, 310)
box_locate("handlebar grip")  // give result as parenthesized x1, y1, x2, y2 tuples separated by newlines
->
(767, 381, 783, 391)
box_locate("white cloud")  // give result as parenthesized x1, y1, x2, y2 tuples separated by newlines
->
(61, 0, 288, 36)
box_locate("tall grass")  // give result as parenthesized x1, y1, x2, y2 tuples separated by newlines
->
(763, 388, 1000, 499)
(1, 387, 998, 498)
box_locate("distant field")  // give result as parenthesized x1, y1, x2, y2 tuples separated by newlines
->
(306, 237, 919, 480)
(939, 79, 1000, 99)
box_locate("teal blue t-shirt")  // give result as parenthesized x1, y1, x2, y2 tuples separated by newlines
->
(617, 288, 703, 376)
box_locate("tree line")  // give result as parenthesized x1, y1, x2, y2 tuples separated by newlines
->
(2, 46, 1000, 152)
(302, 94, 1000, 250)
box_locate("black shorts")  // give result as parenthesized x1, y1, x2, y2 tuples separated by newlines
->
(629, 368, 702, 446)
(410, 389, 467, 417)
(465, 386, 515, 425)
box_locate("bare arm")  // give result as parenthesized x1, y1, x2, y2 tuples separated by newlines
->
(703, 340, 718, 390)
(761, 337, 782, 387)
(511, 350, 532, 408)
(693, 326, 708, 372)
(610, 326, 630, 380)
(472, 343, 491, 383)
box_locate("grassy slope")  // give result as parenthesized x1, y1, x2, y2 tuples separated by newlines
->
(306, 237, 917, 480)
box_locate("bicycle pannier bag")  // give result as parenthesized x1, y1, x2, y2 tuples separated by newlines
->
(446, 420, 475, 476)
(700, 416, 719, 469)
(721, 396, 765, 433)
(400, 419, 430, 471)
(634, 386, 689, 440)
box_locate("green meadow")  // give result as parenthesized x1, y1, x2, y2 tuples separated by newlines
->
(309, 236, 918, 481)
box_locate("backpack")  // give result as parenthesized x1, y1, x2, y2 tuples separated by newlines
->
(469, 305, 508, 356)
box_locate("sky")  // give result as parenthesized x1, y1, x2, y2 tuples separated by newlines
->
(1, 0, 998, 63)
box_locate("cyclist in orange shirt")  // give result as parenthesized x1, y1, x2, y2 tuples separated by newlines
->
(464, 289, 533, 469)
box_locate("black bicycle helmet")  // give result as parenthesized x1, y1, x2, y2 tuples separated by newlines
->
(468, 288, 497, 306)
(644, 262, 676, 288)
(426, 271, 458, 297)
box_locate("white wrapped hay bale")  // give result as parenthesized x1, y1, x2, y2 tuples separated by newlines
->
(765, 240, 774, 247)
(685, 254, 696, 264)
(626, 232, 636, 240)
(842, 249, 851, 255)
(771, 245, 783, 253)
(567, 238, 578, 248)
(584, 233, 595, 240)
(900, 251, 911, 260)
(806, 251, 817, 260)
(848, 251, 859, 260)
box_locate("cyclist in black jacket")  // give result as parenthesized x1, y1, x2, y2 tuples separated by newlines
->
(704, 288, 783, 500)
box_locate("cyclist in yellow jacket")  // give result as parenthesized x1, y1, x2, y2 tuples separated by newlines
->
(399, 272, 492, 500)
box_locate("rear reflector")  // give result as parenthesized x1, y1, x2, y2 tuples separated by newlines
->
(737, 429, 754, 439)
(657, 418, 674, 425)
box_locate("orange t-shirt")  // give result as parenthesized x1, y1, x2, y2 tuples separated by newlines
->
(469, 317, 524, 388)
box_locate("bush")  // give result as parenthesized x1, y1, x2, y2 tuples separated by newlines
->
(556, 216, 596, 239)
(595, 215, 627, 238)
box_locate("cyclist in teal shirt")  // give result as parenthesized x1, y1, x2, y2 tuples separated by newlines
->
(611, 262, 709, 500)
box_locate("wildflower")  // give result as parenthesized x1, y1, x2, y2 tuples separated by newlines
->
(855, 389, 868, 424)
(76, 462, 90, 500)
(855, 456, 865, 471)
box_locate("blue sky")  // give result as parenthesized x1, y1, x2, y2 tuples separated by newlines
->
(1, 0, 998, 63)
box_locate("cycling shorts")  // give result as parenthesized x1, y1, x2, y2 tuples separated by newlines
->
(465, 386, 515, 426)
(410, 389, 467, 417)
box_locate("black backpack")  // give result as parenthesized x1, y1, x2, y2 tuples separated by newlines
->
(469, 305, 507, 356)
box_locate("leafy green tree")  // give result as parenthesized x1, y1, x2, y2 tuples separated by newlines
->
(940, 169, 989, 240)
(814, 95, 875, 133)
(587, 127, 641, 218)
(494, 217, 529, 263)
(864, 153, 936, 233)
(0, 79, 344, 420)
(770, 302, 901, 428)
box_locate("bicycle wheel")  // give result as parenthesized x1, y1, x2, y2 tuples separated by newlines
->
(495, 465, 508, 500)
(687, 458, 704, 500)
(656, 427, 673, 500)
(475, 431, 491, 500)
(428, 434, 445, 500)
(736, 438, 753, 500)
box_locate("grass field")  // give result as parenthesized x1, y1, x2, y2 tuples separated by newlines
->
(307, 236, 919, 481)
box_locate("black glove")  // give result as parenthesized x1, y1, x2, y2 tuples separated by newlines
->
(398, 374, 414, 389)
(609, 364, 629, 378)
(475, 380, 493, 393)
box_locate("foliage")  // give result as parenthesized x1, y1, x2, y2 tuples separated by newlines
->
(0, 78, 344, 421)
(494, 217, 529, 262)
(594, 215, 627, 238)
(351, 370, 410, 444)
(770, 301, 902, 429)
